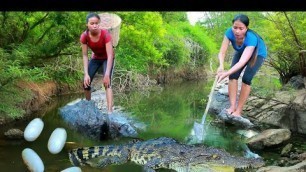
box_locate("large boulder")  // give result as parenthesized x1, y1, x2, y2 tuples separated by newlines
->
(217, 108, 255, 128)
(59, 99, 144, 140)
(246, 129, 291, 150)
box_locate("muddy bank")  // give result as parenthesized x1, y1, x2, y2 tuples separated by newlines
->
(0, 80, 83, 125)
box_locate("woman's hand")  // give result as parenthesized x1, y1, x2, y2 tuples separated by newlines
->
(103, 75, 110, 88)
(217, 70, 230, 83)
(84, 74, 91, 88)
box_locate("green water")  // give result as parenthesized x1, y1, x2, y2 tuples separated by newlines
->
(1, 80, 298, 172)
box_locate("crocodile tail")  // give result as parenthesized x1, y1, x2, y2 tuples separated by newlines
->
(68, 146, 104, 166)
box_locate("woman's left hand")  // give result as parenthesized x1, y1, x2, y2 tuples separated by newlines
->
(103, 75, 110, 88)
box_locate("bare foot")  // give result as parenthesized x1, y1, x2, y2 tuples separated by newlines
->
(226, 108, 235, 114)
(231, 111, 241, 117)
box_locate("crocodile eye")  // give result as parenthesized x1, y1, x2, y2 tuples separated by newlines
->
(179, 151, 185, 155)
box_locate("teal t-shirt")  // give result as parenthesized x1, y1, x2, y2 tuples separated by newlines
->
(225, 28, 267, 58)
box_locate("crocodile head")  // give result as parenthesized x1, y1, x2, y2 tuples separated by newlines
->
(168, 145, 265, 172)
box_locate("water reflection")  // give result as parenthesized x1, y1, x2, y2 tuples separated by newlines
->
(0, 80, 254, 172)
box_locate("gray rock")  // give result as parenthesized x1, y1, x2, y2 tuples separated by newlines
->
(217, 108, 255, 129)
(247, 129, 291, 150)
(4, 128, 24, 139)
(288, 75, 305, 89)
(59, 99, 141, 140)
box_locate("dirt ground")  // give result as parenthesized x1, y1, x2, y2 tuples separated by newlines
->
(24, 80, 85, 112)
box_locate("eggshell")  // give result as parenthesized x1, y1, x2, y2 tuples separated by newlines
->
(60, 166, 82, 172)
(24, 118, 44, 142)
(22, 148, 44, 172)
(47, 128, 67, 154)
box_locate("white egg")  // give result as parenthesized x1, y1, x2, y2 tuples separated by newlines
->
(22, 148, 44, 172)
(47, 128, 67, 154)
(60, 166, 82, 172)
(24, 118, 44, 142)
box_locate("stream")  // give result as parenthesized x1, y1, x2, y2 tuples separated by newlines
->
(0, 80, 305, 172)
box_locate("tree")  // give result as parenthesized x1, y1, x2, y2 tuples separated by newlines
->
(263, 12, 306, 83)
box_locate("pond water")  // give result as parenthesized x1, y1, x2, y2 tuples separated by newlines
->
(0, 80, 305, 172)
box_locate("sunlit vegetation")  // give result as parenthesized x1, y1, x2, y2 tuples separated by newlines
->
(1, 11, 305, 119)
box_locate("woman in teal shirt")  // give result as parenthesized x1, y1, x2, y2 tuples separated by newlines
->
(217, 14, 267, 117)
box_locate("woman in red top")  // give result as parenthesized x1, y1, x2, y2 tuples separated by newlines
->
(80, 13, 115, 114)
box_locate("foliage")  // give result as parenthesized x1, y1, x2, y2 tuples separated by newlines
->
(162, 23, 191, 66)
(0, 48, 12, 87)
(262, 12, 306, 84)
(0, 82, 32, 118)
(159, 12, 189, 23)
(115, 11, 218, 76)
(164, 22, 218, 69)
(0, 12, 85, 65)
(115, 12, 167, 74)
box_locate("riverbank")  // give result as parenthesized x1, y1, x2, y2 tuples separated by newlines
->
(0, 80, 83, 125)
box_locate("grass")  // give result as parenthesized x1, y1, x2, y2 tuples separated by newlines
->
(0, 82, 32, 118)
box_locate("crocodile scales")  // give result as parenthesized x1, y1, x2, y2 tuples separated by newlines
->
(68, 137, 264, 172)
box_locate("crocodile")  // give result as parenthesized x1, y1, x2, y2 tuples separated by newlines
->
(68, 137, 265, 172)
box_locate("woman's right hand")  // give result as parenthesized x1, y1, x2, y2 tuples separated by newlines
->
(216, 65, 225, 83)
(217, 70, 229, 83)
(83, 74, 91, 88)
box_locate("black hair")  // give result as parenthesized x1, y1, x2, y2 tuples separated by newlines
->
(232, 14, 249, 27)
(86, 12, 100, 23)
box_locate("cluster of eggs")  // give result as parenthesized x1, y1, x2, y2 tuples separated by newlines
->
(22, 118, 81, 172)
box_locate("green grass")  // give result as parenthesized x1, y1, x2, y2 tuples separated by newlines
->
(0, 83, 32, 118)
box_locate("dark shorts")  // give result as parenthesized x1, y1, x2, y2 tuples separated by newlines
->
(229, 51, 265, 85)
(84, 58, 115, 90)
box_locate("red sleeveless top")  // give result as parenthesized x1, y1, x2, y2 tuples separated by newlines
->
(80, 29, 112, 60)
